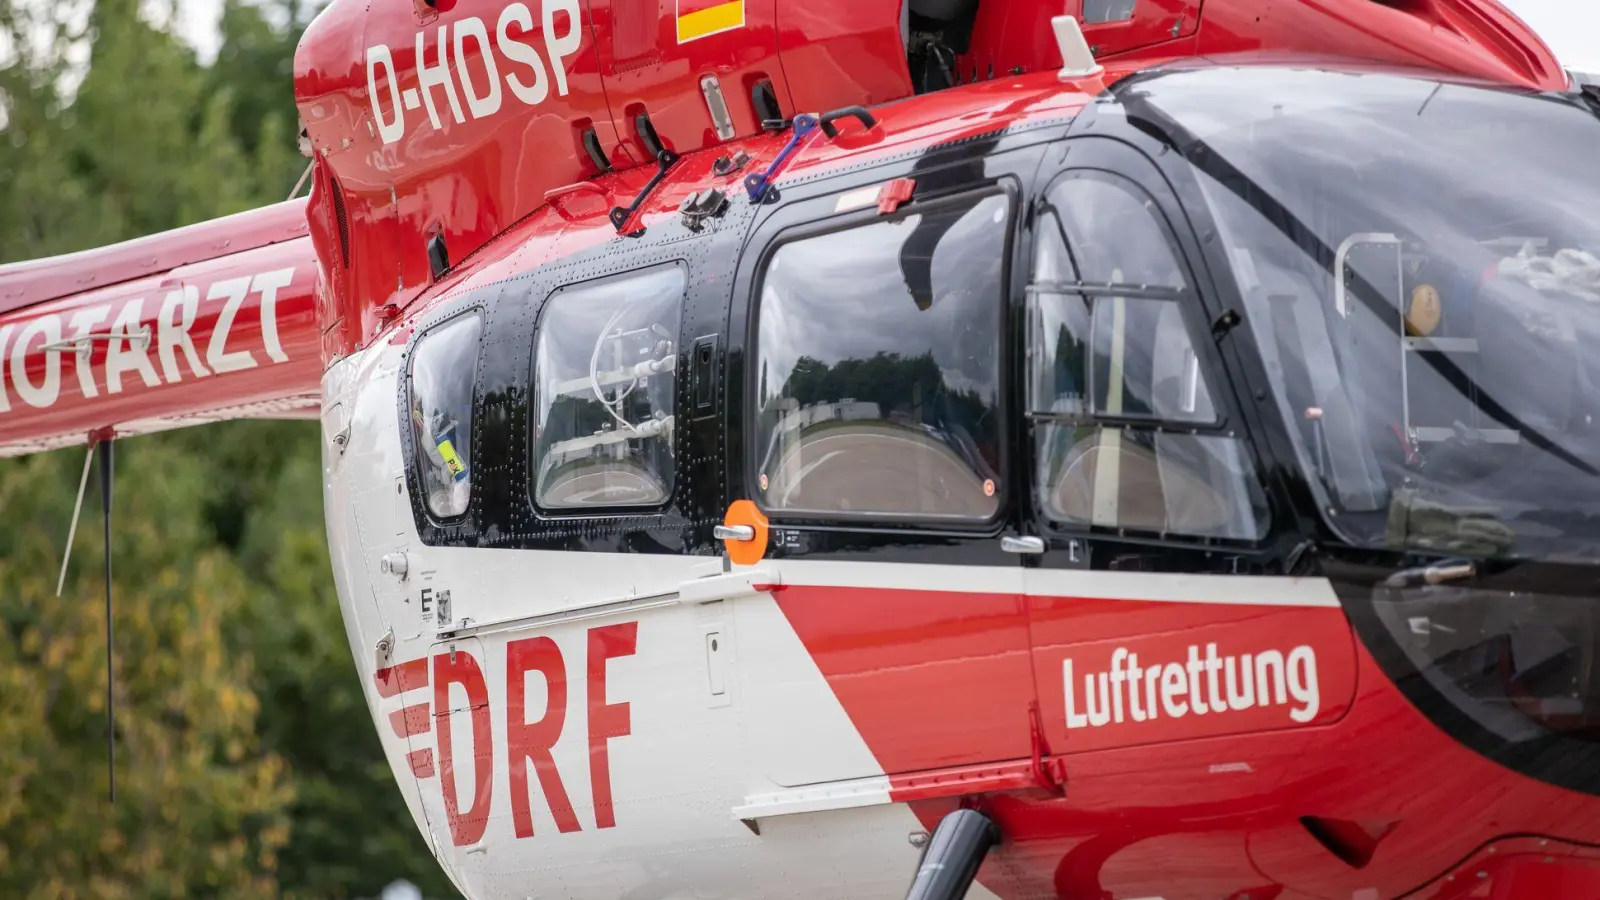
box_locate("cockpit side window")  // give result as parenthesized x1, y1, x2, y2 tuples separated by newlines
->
(1029, 171, 1268, 541)
(532, 264, 685, 511)
(750, 189, 1009, 523)
(409, 311, 484, 521)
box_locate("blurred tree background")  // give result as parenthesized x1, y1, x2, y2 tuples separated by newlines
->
(0, 1, 461, 897)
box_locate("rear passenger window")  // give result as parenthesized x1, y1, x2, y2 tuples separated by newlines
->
(533, 264, 685, 510)
(410, 312, 483, 520)
(752, 190, 1010, 521)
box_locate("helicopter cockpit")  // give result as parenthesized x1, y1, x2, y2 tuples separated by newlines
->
(1134, 64, 1600, 564)
(1108, 65, 1600, 779)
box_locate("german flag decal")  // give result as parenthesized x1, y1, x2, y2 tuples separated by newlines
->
(677, 0, 744, 43)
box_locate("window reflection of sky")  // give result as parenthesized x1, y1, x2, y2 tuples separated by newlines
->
(1047, 176, 1184, 289)
(757, 194, 1008, 408)
(1141, 69, 1599, 246)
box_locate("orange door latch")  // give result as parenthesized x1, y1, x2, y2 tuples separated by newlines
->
(715, 500, 769, 566)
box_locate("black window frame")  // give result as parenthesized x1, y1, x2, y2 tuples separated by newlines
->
(405, 306, 487, 529)
(527, 259, 690, 519)
(1026, 166, 1271, 545)
(743, 181, 1020, 531)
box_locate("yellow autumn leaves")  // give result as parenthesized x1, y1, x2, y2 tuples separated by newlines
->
(0, 443, 293, 900)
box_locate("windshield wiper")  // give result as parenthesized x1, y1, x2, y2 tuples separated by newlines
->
(1572, 72, 1600, 119)
(1578, 88, 1600, 119)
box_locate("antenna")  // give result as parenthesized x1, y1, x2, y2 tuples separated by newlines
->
(98, 438, 115, 803)
(53, 435, 117, 801)
(1051, 14, 1103, 81)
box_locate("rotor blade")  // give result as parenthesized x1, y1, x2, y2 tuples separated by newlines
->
(98, 439, 114, 804)
(55, 442, 95, 598)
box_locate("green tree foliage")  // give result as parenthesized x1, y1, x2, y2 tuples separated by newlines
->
(208, 0, 313, 193)
(0, 1, 460, 896)
(0, 440, 293, 900)
(783, 351, 995, 437)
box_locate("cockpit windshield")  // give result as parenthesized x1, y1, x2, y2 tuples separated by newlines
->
(1131, 66, 1600, 561)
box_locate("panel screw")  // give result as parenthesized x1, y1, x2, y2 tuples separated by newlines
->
(908, 831, 929, 848)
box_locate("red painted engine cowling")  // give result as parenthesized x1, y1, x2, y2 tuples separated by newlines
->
(293, 0, 1567, 362)
(293, 0, 911, 358)
(955, 0, 1567, 95)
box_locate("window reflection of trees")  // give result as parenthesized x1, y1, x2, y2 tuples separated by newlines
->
(785, 352, 993, 451)
(759, 348, 1001, 517)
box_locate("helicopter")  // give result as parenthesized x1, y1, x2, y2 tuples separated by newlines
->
(4, 0, 1600, 898)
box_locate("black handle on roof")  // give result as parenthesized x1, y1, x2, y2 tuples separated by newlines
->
(818, 106, 878, 140)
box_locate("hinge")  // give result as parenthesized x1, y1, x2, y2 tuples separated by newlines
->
(374, 627, 395, 670)
(1028, 701, 1067, 795)
(1211, 308, 1242, 340)
(877, 178, 916, 214)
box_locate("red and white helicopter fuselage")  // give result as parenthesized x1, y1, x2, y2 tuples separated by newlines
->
(6, 1, 1600, 898)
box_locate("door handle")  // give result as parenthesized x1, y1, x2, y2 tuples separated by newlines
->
(679, 568, 782, 605)
(1001, 536, 1045, 554)
(380, 551, 409, 580)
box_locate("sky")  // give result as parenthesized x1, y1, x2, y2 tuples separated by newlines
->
(172, 0, 231, 63)
(1505, 0, 1600, 70)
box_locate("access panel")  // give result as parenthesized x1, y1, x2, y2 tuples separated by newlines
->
(589, 0, 792, 167)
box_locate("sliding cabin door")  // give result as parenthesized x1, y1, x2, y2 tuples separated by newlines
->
(721, 140, 1049, 796)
